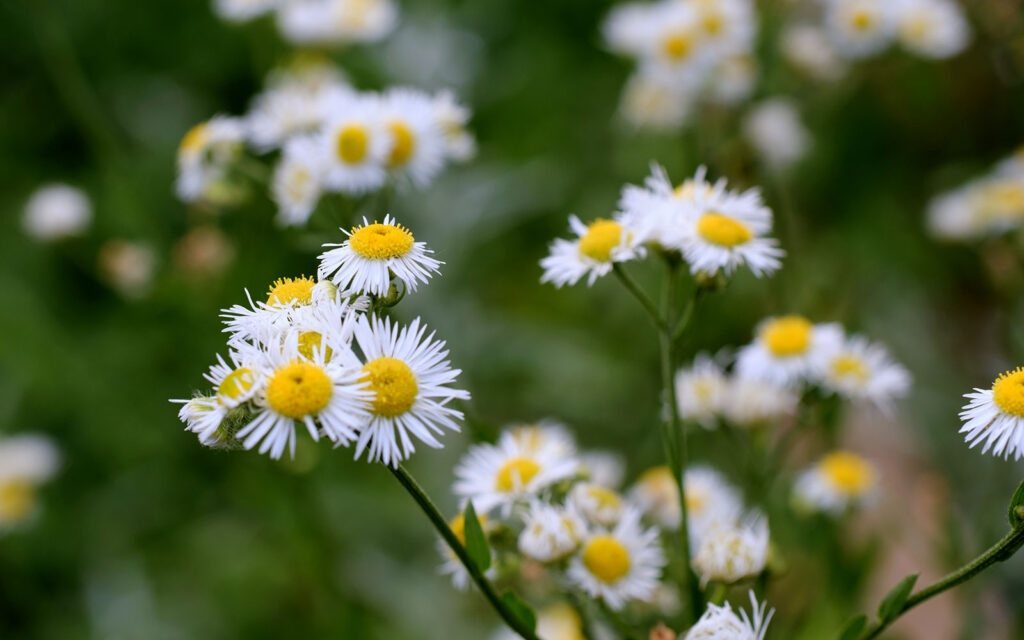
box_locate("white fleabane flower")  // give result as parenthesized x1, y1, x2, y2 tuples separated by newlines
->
(505, 420, 578, 459)
(707, 55, 757, 106)
(691, 0, 756, 59)
(518, 501, 585, 563)
(221, 276, 340, 347)
(618, 71, 693, 131)
(171, 349, 265, 444)
(540, 215, 646, 287)
(318, 215, 442, 296)
(685, 591, 774, 640)
(793, 451, 879, 514)
(721, 375, 798, 427)
(246, 83, 337, 151)
(603, 2, 650, 58)
(743, 98, 810, 170)
(781, 24, 846, 81)
(432, 89, 476, 162)
(896, 0, 970, 59)
(453, 429, 580, 517)
(567, 507, 666, 610)
(0, 434, 59, 530)
(213, 0, 278, 23)
(676, 354, 729, 427)
(926, 182, 985, 240)
(817, 335, 911, 410)
(176, 116, 245, 203)
(22, 183, 92, 242)
(579, 451, 626, 489)
(640, 2, 713, 83)
(692, 514, 769, 586)
(380, 88, 447, 187)
(272, 136, 325, 227)
(959, 367, 1024, 461)
(319, 93, 389, 194)
(629, 465, 743, 547)
(568, 482, 624, 527)
(277, 0, 397, 46)
(736, 315, 844, 388)
(825, 0, 896, 59)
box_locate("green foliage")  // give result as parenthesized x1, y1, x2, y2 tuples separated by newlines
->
(1008, 479, 1024, 528)
(500, 591, 537, 633)
(877, 574, 918, 623)
(463, 501, 491, 572)
(836, 614, 867, 640)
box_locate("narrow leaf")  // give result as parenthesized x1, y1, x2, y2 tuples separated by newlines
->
(1008, 479, 1024, 528)
(501, 591, 537, 632)
(463, 501, 491, 572)
(836, 614, 867, 640)
(878, 574, 918, 622)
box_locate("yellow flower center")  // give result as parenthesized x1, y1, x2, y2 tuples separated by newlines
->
(495, 457, 541, 492)
(284, 166, 313, 202)
(360, 357, 418, 417)
(582, 536, 631, 584)
(578, 219, 624, 262)
(387, 121, 416, 167)
(0, 482, 35, 522)
(685, 488, 707, 513)
(992, 367, 1024, 417)
(662, 32, 694, 61)
(701, 11, 724, 35)
(266, 276, 317, 306)
(348, 223, 415, 259)
(761, 315, 813, 357)
(696, 212, 754, 247)
(587, 486, 623, 510)
(336, 124, 369, 164)
(217, 367, 255, 402)
(298, 331, 333, 362)
(820, 451, 875, 495)
(851, 9, 875, 31)
(265, 361, 333, 418)
(831, 355, 869, 384)
(180, 122, 208, 155)
(979, 180, 1024, 217)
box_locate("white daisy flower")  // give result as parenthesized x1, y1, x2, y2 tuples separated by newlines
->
(736, 315, 845, 388)
(0, 434, 59, 531)
(707, 55, 758, 106)
(505, 420, 578, 460)
(781, 24, 847, 81)
(567, 507, 666, 610)
(277, 0, 397, 46)
(319, 93, 389, 194)
(618, 71, 693, 131)
(380, 88, 447, 187)
(825, 0, 896, 59)
(743, 98, 810, 170)
(176, 116, 245, 203)
(602, 2, 651, 58)
(685, 590, 774, 640)
(959, 367, 1024, 461)
(676, 354, 729, 428)
(629, 466, 743, 547)
(518, 501, 585, 563)
(22, 183, 92, 242)
(691, 0, 756, 59)
(352, 315, 470, 466)
(540, 215, 646, 287)
(616, 163, 706, 247)
(439, 509, 496, 590)
(793, 451, 879, 514)
(896, 0, 970, 59)
(692, 514, 769, 586)
(720, 375, 799, 427)
(453, 429, 579, 517)
(568, 482, 624, 527)
(246, 82, 338, 151)
(272, 136, 325, 227)
(235, 337, 371, 459)
(171, 349, 265, 444)
(578, 451, 626, 489)
(318, 215, 442, 297)
(213, 0, 279, 23)
(817, 335, 911, 410)
(926, 182, 986, 240)
(639, 2, 714, 83)
(221, 276, 336, 347)
(432, 89, 476, 162)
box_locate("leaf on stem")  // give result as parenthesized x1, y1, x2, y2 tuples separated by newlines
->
(877, 574, 918, 622)
(835, 614, 867, 640)
(464, 501, 491, 572)
(501, 591, 537, 632)
(1007, 479, 1024, 528)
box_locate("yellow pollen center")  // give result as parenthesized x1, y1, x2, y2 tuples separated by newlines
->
(360, 357, 418, 417)
(831, 355, 869, 383)
(348, 223, 415, 259)
(387, 121, 416, 167)
(992, 367, 1024, 417)
(696, 212, 754, 247)
(495, 457, 541, 492)
(298, 331, 333, 362)
(701, 12, 724, 35)
(588, 486, 622, 509)
(217, 367, 255, 402)
(820, 451, 874, 494)
(336, 124, 369, 164)
(761, 315, 813, 357)
(685, 489, 707, 513)
(582, 536, 631, 583)
(265, 361, 333, 418)
(662, 32, 694, 60)
(180, 122, 208, 154)
(578, 219, 624, 262)
(266, 276, 317, 306)
(980, 181, 1024, 216)
(0, 482, 35, 521)
(852, 10, 874, 31)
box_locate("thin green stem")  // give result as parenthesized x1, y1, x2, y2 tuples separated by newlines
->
(671, 289, 700, 343)
(597, 600, 640, 640)
(613, 264, 667, 331)
(387, 464, 542, 640)
(859, 523, 1024, 640)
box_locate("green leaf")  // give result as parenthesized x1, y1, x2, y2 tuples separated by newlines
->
(500, 591, 537, 632)
(836, 614, 867, 640)
(463, 501, 491, 572)
(1008, 479, 1024, 528)
(878, 574, 918, 622)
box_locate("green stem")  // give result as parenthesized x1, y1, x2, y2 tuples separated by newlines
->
(387, 464, 542, 640)
(859, 523, 1024, 640)
(597, 600, 640, 640)
(613, 264, 667, 331)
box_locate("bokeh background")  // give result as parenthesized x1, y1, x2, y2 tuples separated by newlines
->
(2, 0, 1024, 638)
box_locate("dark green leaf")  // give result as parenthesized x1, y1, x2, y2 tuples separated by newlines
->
(1008, 479, 1024, 527)
(501, 591, 537, 632)
(836, 614, 867, 640)
(878, 574, 918, 622)
(463, 501, 491, 572)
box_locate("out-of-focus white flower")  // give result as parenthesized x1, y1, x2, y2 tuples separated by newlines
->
(579, 450, 626, 489)
(213, 0, 279, 23)
(685, 590, 773, 640)
(960, 367, 1024, 461)
(825, 0, 896, 59)
(518, 501, 585, 563)
(379, 88, 447, 187)
(432, 90, 476, 162)
(272, 136, 325, 226)
(736, 315, 844, 388)
(816, 335, 911, 410)
(927, 169, 1024, 241)
(692, 515, 769, 586)
(319, 92, 389, 194)
(0, 433, 59, 531)
(277, 0, 397, 46)
(629, 465, 742, 547)
(896, 0, 970, 59)
(176, 116, 246, 203)
(98, 240, 157, 299)
(743, 98, 810, 170)
(720, 376, 798, 427)
(568, 482, 624, 527)
(676, 354, 729, 428)
(22, 183, 92, 242)
(540, 215, 647, 288)
(707, 55, 757, 106)
(781, 24, 846, 81)
(619, 71, 693, 131)
(793, 451, 879, 514)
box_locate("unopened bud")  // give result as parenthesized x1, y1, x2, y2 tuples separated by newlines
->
(649, 622, 676, 640)
(695, 270, 729, 292)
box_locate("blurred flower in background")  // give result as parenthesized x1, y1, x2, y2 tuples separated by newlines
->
(22, 183, 92, 242)
(0, 434, 59, 532)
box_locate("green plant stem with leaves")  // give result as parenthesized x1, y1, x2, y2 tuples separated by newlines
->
(387, 463, 542, 640)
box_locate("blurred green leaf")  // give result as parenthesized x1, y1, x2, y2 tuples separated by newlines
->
(1008, 479, 1024, 528)
(464, 501, 490, 572)
(500, 591, 537, 632)
(878, 574, 918, 623)
(836, 614, 867, 640)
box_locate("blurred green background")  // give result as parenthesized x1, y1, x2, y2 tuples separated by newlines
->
(2, 0, 1024, 638)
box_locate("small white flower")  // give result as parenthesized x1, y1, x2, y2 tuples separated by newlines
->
(743, 98, 810, 170)
(221, 276, 333, 347)
(618, 71, 693, 131)
(736, 315, 844, 388)
(567, 507, 666, 610)
(817, 335, 911, 410)
(720, 375, 798, 427)
(568, 482, 624, 527)
(318, 215, 442, 296)
(692, 514, 769, 586)
(781, 24, 846, 81)
(246, 83, 337, 151)
(213, 0, 279, 23)
(277, 0, 397, 46)
(578, 450, 626, 489)
(518, 501, 585, 563)
(176, 116, 245, 203)
(432, 89, 476, 162)
(171, 349, 265, 444)
(380, 88, 447, 187)
(98, 240, 157, 299)
(22, 184, 92, 242)
(540, 215, 646, 287)
(629, 465, 742, 548)
(825, 0, 896, 59)
(896, 0, 970, 59)
(319, 93, 389, 194)
(793, 451, 879, 514)
(676, 354, 729, 428)
(0, 434, 60, 530)
(272, 136, 325, 227)
(707, 55, 758, 106)
(685, 590, 774, 640)
(959, 367, 1024, 460)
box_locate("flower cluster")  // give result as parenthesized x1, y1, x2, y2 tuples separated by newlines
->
(541, 164, 783, 287)
(927, 146, 1024, 241)
(172, 215, 468, 465)
(176, 56, 474, 226)
(0, 434, 59, 533)
(212, 0, 397, 47)
(603, 0, 758, 130)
